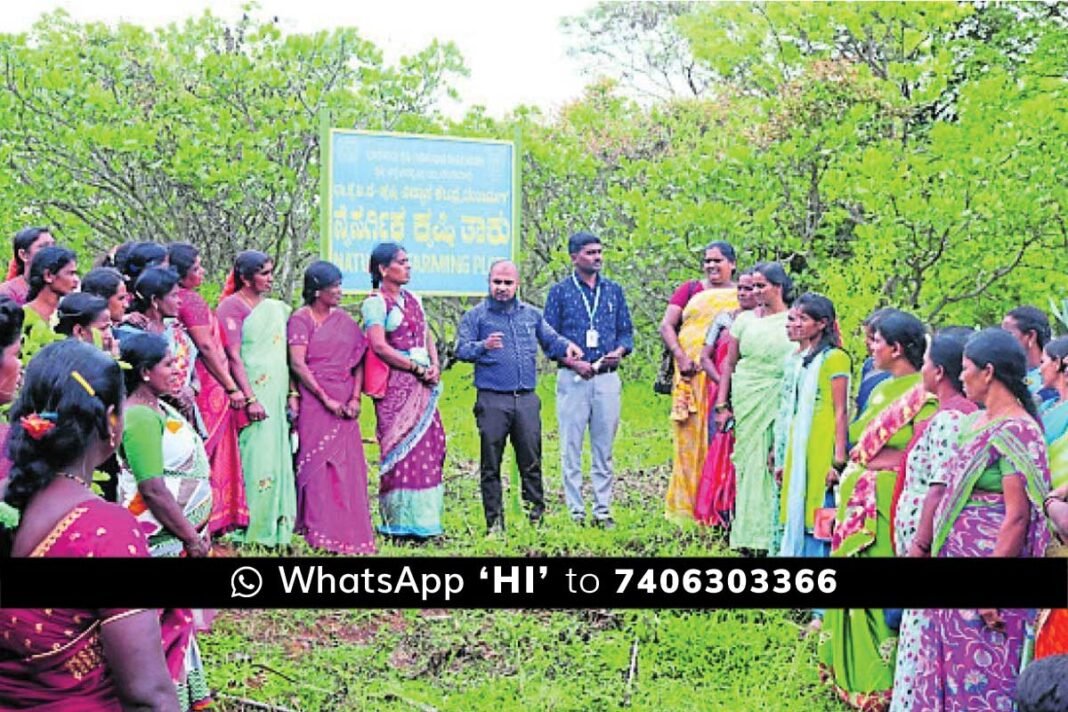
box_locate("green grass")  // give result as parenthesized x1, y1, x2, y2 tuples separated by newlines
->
(201, 364, 841, 711)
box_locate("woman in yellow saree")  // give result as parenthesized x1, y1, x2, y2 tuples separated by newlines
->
(660, 242, 738, 522)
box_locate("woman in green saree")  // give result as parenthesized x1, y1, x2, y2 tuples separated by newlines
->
(819, 310, 936, 712)
(216, 251, 295, 548)
(714, 262, 795, 554)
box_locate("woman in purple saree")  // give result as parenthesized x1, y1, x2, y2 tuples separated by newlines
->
(906, 329, 1051, 711)
(362, 243, 445, 538)
(288, 261, 376, 554)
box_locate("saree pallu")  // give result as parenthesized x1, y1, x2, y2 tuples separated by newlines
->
(779, 348, 852, 557)
(233, 299, 296, 547)
(179, 287, 249, 535)
(117, 403, 213, 558)
(374, 291, 445, 538)
(694, 315, 737, 527)
(666, 288, 737, 522)
(907, 416, 1051, 712)
(820, 376, 934, 712)
(165, 320, 203, 431)
(727, 310, 793, 552)
(290, 308, 376, 554)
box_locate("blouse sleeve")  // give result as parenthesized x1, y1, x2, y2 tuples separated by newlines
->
(824, 348, 852, 380)
(215, 296, 248, 352)
(668, 281, 698, 309)
(121, 406, 165, 483)
(287, 309, 311, 347)
(177, 289, 212, 329)
(361, 295, 388, 329)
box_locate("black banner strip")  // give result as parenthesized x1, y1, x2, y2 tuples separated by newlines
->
(1, 557, 1064, 609)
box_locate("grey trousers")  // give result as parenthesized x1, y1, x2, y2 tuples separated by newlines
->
(555, 369, 621, 520)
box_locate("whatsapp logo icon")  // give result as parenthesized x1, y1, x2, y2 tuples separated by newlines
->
(230, 566, 263, 599)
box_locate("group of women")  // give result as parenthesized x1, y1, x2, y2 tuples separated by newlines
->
(661, 240, 1068, 710)
(0, 230, 445, 709)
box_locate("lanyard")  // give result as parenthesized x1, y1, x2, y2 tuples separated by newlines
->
(571, 274, 600, 328)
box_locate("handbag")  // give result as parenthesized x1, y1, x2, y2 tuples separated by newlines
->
(363, 347, 389, 400)
(653, 280, 701, 396)
(653, 345, 675, 395)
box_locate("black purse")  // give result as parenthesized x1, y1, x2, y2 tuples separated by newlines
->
(653, 345, 675, 395)
(653, 280, 700, 396)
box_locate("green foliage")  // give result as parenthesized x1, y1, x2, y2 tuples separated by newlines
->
(515, 1, 1067, 363)
(0, 10, 465, 299)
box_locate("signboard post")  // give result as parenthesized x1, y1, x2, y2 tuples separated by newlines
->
(322, 127, 518, 296)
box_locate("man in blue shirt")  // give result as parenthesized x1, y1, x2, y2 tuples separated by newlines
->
(456, 260, 582, 533)
(543, 232, 634, 529)
(1003, 305, 1059, 404)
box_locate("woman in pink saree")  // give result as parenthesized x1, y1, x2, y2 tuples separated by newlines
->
(288, 261, 376, 554)
(0, 340, 189, 711)
(694, 270, 759, 526)
(169, 243, 249, 535)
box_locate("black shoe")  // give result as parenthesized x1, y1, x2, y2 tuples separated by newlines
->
(594, 516, 616, 530)
(528, 510, 545, 527)
(571, 513, 586, 526)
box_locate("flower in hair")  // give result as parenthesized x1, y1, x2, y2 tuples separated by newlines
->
(21, 412, 57, 440)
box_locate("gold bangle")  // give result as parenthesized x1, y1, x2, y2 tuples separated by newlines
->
(246, 395, 258, 405)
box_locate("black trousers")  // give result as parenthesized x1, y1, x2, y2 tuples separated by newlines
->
(474, 390, 544, 527)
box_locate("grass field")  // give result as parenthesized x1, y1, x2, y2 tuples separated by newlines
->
(201, 364, 842, 711)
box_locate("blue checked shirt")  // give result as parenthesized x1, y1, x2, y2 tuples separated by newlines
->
(543, 272, 634, 363)
(456, 297, 572, 392)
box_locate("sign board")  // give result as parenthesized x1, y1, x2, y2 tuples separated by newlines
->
(322, 128, 517, 296)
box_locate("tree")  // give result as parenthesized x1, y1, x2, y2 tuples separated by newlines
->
(0, 10, 465, 298)
(562, 2, 715, 102)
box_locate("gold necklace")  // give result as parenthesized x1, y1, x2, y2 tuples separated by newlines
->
(57, 471, 91, 489)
